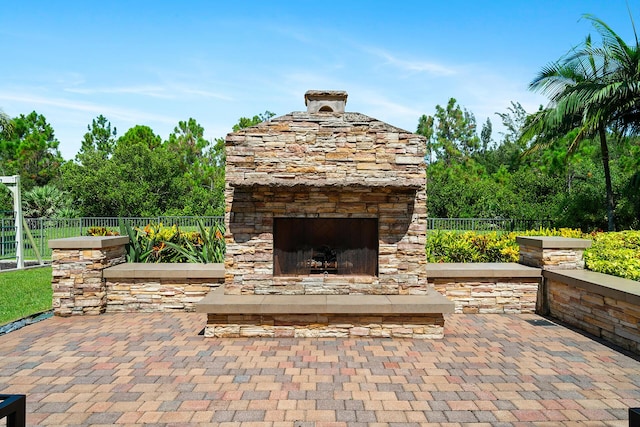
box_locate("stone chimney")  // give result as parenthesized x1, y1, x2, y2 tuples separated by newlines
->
(304, 90, 348, 113)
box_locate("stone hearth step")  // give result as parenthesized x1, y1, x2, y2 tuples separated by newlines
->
(196, 286, 454, 315)
(195, 287, 455, 339)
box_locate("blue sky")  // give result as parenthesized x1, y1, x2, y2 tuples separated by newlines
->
(1, 1, 637, 159)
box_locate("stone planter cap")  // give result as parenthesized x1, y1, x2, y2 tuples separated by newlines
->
(515, 236, 592, 249)
(48, 236, 129, 249)
(427, 262, 541, 278)
(103, 262, 224, 279)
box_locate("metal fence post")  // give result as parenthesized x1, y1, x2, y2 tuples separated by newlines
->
(0, 394, 26, 427)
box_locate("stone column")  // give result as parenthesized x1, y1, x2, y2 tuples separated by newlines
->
(48, 236, 128, 316)
(516, 236, 592, 270)
(516, 236, 592, 314)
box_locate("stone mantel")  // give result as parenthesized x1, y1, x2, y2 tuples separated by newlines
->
(228, 178, 424, 190)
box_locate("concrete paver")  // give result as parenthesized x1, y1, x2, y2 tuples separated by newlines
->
(1, 312, 639, 426)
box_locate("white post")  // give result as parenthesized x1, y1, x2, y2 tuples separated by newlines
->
(0, 175, 23, 269)
(13, 175, 24, 269)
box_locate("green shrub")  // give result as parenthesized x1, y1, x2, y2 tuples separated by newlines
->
(86, 226, 120, 236)
(119, 221, 225, 263)
(426, 228, 640, 282)
(427, 227, 587, 263)
(425, 230, 519, 263)
(584, 231, 640, 281)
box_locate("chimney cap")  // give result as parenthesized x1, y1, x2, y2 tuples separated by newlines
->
(304, 90, 348, 113)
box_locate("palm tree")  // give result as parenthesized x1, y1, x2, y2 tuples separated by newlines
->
(22, 185, 67, 218)
(522, 14, 640, 231)
(0, 109, 13, 138)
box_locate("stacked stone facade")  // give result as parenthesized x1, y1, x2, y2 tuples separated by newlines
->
(428, 263, 541, 314)
(432, 278, 539, 314)
(49, 237, 127, 316)
(545, 270, 640, 355)
(517, 236, 592, 270)
(225, 110, 428, 296)
(206, 313, 445, 339)
(105, 279, 220, 312)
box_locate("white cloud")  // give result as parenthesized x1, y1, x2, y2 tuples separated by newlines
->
(363, 47, 458, 77)
(181, 88, 233, 101)
(64, 85, 173, 99)
(0, 92, 177, 125)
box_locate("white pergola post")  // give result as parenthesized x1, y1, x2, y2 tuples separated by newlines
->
(0, 175, 24, 269)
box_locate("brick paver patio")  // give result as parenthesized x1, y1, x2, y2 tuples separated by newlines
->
(1, 312, 639, 426)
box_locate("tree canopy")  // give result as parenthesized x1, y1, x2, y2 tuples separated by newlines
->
(0, 111, 63, 190)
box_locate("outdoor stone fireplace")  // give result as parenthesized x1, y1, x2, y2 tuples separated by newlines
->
(196, 90, 454, 338)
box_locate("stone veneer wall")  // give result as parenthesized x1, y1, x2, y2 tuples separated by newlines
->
(105, 279, 220, 312)
(517, 236, 593, 314)
(428, 263, 541, 314)
(432, 279, 539, 314)
(205, 313, 445, 339)
(544, 269, 640, 355)
(225, 112, 428, 296)
(49, 236, 128, 316)
(104, 264, 224, 312)
(517, 236, 592, 270)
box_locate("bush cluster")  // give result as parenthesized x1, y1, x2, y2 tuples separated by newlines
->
(426, 228, 584, 263)
(584, 231, 640, 281)
(86, 221, 225, 263)
(426, 229, 640, 281)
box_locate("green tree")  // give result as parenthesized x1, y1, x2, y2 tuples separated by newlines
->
(62, 125, 187, 216)
(79, 115, 117, 160)
(0, 111, 63, 189)
(522, 14, 640, 231)
(416, 114, 435, 163)
(0, 109, 13, 139)
(166, 118, 208, 167)
(166, 118, 224, 215)
(480, 118, 492, 153)
(232, 111, 275, 132)
(117, 125, 162, 150)
(428, 98, 480, 164)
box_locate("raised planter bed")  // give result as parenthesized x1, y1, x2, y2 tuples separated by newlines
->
(544, 269, 640, 354)
(428, 263, 541, 314)
(103, 263, 224, 313)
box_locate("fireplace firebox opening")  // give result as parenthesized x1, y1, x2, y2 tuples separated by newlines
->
(273, 218, 378, 276)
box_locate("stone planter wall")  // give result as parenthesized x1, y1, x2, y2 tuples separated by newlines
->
(544, 269, 640, 355)
(49, 236, 128, 316)
(429, 263, 541, 314)
(49, 237, 224, 315)
(104, 264, 224, 312)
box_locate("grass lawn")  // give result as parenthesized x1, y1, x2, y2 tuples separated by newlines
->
(0, 267, 52, 325)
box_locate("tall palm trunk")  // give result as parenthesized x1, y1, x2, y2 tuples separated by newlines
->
(598, 125, 615, 231)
